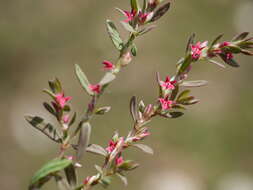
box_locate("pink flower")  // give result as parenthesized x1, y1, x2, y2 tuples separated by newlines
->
(115, 156, 124, 166)
(66, 155, 74, 161)
(106, 140, 117, 153)
(133, 130, 151, 141)
(219, 41, 231, 48)
(83, 176, 91, 185)
(225, 52, 234, 60)
(62, 115, 69, 124)
(138, 12, 153, 24)
(190, 41, 208, 60)
(160, 76, 176, 90)
(102, 60, 114, 71)
(159, 97, 173, 110)
(121, 52, 132, 65)
(89, 84, 101, 94)
(123, 10, 137, 23)
(55, 93, 72, 108)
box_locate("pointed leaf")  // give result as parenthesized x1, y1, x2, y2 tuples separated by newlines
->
(77, 122, 91, 161)
(106, 20, 124, 51)
(95, 106, 111, 115)
(30, 158, 72, 186)
(180, 80, 208, 88)
(99, 72, 116, 85)
(138, 25, 156, 36)
(118, 160, 139, 171)
(43, 102, 56, 116)
(130, 96, 138, 122)
(131, 44, 137, 56)
(177, 90, 190, 101)
(131, 0, 140, 12)
(150, 2, 171, 22)
(210, 34, 224, 47)
(25, 115, 62, 143)
(132, 144, 154, 154)
(116, 173, 128, 186)
(120, 21, 136, 33)
(64, 164, 77, 187)
(86, 144, 108, 157)
(232, 32, 249, 41)
(186, 33, 195, 54)
(208, 59, 226, 68)
(219, 54, 240, 67)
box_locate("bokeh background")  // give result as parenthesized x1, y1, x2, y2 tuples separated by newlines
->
(1, 0, 253, 189)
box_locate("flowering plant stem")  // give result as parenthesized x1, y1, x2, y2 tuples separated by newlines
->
(25, 0, 253, 190)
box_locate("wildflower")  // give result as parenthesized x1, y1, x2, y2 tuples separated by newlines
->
(55, 93, 72, 108)
(102, 60, 114, 71)
(225, 52, 234, 60)
(62, 115, 69, 124)
(89, 84, 101, 94)
(160, 76, 177, 90)
(106, 140, 117, 153)
(159, 97, 173, 110)
(66, 155, 74, 161)
(190, 41, 208, 60)
(219, 41, 231, 48)
(138, 12, 153, 24)
(133, 130, 151, 141)
(123, 10, 137, 23)
(115, 156, 124, 166)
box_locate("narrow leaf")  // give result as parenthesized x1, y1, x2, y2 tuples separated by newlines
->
(219, 54, 240, 67)
(30, 158, 72, 186)
(106, 20, 124, 51)
(210, 34, 224, 47)
(86, 144, 108, 157)
(77, 122, 91, 161)
(130, 96, 138, 122)
(118, 160, 139, 171)
(43, 102, 56, 116)
(232, 32, 249, 41)
(177, 90, 190, 101)
(120, 21, 136, 33)
(25, 115, 62, 143)
(209, 59, 226, 68)
(151, 2, 171, 22)
(116, 173, 128, 186)
(131, 0, 140, 12)
(180, 80, 208, 88)
(99, 72, 116, 85)
(64, 164, 77, 187)
(132, 144, 154, 154)
(186, 33, 195, 54)
(75, 64, 94, 96)
(131, 44, 137, 56)
(138, 25, 156, 36)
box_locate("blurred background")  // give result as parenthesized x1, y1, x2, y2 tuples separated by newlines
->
(1, 0, 253, 189)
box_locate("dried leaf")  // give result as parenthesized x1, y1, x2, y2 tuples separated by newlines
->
(116, 173, 128, 186)
(151, 2, 171, 22)
(180, 80, 208, 88)
(132, 144, 154, 154)
(130, 96, 138, 122)
(86, 144, 108, 157)
(99, 72, 116, 85)
(120, 21, 136, 33)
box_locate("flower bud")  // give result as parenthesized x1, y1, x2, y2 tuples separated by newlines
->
(121, 52, 132, 66)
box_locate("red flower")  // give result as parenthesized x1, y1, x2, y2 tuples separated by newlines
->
(89, 84, 101, 94)
(115, 156, 124, 166)
(102, 60, 114, 71)
(159, 97, 173, 110)
(123, 10, 137, 23)
(190, 41, 208, 60)
(160, 76, 176, 90)
(106, 140, 117, 153)
(55, 93, 72, 108)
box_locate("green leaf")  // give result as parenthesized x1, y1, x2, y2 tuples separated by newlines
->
(208, 59, 226, 69)
(75, 64, 94, 96)
(177, 55, 192, 74)
(185, 33, 195, 54)
(166, 111, 184, 118)
(131, 0, 140, 12)
(95, 106, 111, 115)
(120, 21, 136, 33)
(180, 80, 208, 88)
(131, 44, 137, 56)
(64, 164, 77, 188)
(116, 173, 128, 186)
(30, 158, 72, 186)
(99, 72, 116, 85)
(43, 102, 56, 116)
(177, 90, 190, 101)
(86, 144, 108, 157)
(25, 115, 62, 143)
(106, 20, 124, 51)
(118, 160, 139, 171)
(138, 25, 156, 36)
(130, 96, 138, 122)
(219, 54, 240, 67)
(48, 78, 62, 94)
(69, 112, 77, 126)
(43, 89, 55, 99)
(232, 32, 249, 41)
(132, 144, 154, 154)
(150, 2, 171, 22)
(77, 122, 91, 161)
(210, 34, 223, 47)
